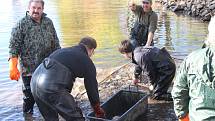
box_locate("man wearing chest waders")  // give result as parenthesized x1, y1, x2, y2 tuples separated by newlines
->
(128, 0, 158, 48)
(31, 36, 105, 121)
(119, 40, 176, 101)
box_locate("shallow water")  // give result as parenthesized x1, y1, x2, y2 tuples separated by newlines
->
(0, 0, 208, 120)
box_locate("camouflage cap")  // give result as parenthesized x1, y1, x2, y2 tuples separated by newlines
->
(142, 0, 152, 4)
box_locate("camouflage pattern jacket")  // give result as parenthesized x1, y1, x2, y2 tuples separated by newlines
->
(172, 46, 215, 121)
(9, 12, 61, 76)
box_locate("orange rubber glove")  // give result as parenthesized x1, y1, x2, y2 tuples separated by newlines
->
(9, 57, 20, 81)
(92, 102, 106, 118)
(179, 113, 189, 121)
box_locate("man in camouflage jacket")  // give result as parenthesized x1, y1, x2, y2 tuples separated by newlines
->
(9, 0, 60, 114)
(172, 16, 215, 121)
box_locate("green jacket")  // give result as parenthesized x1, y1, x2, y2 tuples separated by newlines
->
(172, 46, 215, 121)
(9, 12, 61, 76)
(133, 5, 158, 34)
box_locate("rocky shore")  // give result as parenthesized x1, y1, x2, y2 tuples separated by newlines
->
(158, 0, 215, 21)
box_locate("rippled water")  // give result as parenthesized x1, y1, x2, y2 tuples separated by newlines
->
(0, 0, 208, 120)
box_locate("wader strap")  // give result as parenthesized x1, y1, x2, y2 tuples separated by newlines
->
(138, 10, 151, 27)
(43, 58, 72, 76)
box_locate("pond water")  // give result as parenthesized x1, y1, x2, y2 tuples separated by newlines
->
(0, 0, 208, 120)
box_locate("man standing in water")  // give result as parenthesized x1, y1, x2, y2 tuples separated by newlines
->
(8, 0, 60, 115)
(31, 37, 105, 121)
(172, 16, 215, 121)
(128, 0, 158, 48)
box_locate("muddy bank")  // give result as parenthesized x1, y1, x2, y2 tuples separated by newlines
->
(75, 56, 183, 120)
(158, 0, 215, 21)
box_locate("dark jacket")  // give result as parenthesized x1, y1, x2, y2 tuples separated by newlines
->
(34, 44, 99, 106)
(132, 46, 175, 84)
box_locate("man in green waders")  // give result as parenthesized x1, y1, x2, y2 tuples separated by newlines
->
(172, 16, 215, 121)
(128, 0, 158, 48)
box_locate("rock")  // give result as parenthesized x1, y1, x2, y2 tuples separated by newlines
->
(186, 2, 192, 9)
(160, 0, 213, 21)
(196, 4, 203, 9)
(209, 4, 215, 10)
(201, 9, 210, 16)
(210, 1, 215, 5)
(202, 13, 211, 21)
(171, 5, 185, 12)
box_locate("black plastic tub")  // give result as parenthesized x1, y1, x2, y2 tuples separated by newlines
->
(86, 90, 148, 121)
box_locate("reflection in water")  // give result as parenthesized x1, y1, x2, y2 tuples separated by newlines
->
(0, 0, 209, 120)
(153, 3, 208, 58)
(57, 0, 128, 67)
(156, 6, 173, 49)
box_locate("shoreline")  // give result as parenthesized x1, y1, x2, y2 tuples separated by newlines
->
(77, 55, 183, 120)
(156, 0, 214, 21)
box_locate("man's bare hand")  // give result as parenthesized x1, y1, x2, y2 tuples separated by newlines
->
(128, 0, 136, 11)
(133, 78, 140, 85)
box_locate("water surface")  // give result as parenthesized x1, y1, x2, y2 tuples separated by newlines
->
(0, 0, 208, 120)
